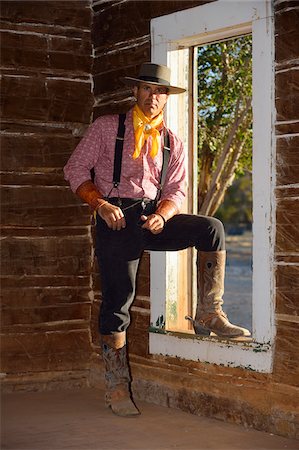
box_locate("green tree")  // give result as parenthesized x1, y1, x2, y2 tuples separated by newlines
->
(215, 173, 252, 225)
(197, 35, 252, 216)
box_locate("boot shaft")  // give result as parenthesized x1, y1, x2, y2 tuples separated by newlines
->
(191, 250, 251, 338)
(101, 332, 130, 389)
(196, 250, 226, 316)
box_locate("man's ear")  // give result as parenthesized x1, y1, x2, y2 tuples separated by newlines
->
(132, 86, 138, 98)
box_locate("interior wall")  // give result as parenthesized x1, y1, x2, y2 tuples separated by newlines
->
(1, 0, 95, 390)
(1, 0, 298, 439)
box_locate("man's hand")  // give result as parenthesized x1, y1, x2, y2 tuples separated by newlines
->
(97, 202, 126, 231)
(141, 214, 165, 234)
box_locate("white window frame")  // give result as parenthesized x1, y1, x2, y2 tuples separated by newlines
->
(149, 0, 275, 372)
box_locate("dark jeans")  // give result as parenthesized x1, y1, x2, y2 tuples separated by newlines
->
(95, 199, 225, 335)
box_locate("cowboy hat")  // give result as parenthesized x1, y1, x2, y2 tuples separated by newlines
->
(123, 62, 186, 95)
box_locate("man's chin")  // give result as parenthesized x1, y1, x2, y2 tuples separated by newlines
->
(144, 106, 158, 117)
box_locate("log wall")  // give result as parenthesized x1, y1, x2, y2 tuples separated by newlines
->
(1, 1, 95, 389)
(273, 0, 299, 390)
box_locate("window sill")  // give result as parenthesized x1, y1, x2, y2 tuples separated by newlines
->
(149, 327, 272, 372)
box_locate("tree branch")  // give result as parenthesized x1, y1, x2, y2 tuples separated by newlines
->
(199, 97, 251, 215)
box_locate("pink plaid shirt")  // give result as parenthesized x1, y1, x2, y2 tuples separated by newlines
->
(64, 109, 186, 210)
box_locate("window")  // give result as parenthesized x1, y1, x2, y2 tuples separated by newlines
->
(149, 0, 275, 372)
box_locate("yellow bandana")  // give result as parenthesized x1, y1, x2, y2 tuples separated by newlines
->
(132, 104, 163, 159)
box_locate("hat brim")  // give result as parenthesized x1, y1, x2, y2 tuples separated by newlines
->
(122, 76, 186, 95)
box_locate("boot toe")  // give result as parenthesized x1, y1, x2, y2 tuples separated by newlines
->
(110, 399, 140, 417)
(211, 322, 251, 337)
(106, 387, 140, 417)
(196, 313, 251, 338)
(215, 325, 251, 338)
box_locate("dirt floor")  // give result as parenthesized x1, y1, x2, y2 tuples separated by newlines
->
(1, 388, 298, 450)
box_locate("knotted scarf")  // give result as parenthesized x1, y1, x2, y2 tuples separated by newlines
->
(132, 104, 163, 159)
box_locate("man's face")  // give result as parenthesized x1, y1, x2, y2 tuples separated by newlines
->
(133, 82, 169, 119)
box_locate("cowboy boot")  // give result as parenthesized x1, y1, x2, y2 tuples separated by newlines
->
(187, 251, 250, 338)
(101, 332, 140, 417)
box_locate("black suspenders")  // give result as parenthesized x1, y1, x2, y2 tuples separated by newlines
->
(112, 113, 126, 189)
(106, 113, 170, 201)
(155, 128, 170, 203)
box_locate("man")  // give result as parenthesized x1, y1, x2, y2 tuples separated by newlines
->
(64, 62, 250, 418)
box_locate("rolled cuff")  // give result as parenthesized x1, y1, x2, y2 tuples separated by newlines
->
(159, 192, 185, 212)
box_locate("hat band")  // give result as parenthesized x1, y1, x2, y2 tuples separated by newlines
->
(139, 75, 170, 86)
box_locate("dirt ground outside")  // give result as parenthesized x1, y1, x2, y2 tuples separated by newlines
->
(224, 231, 252, 332)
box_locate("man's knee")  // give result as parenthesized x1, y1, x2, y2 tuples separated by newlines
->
(197, 215, 225, 251)
(208, 216, 225, 251)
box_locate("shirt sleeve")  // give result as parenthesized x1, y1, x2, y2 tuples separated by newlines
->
(63, 118, 103, 193)
(159, 131, 187, 210)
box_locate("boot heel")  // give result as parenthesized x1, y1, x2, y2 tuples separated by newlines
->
(193, 323, 211, 336)
(185, 316, 211, 336)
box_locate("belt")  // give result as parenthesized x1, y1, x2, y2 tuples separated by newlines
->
(105, 197, 155, 211)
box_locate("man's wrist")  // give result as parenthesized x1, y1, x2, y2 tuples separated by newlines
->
(155, 213, 166, 227)
(93, 198, 108, 212)
(155, 200, 178, 223)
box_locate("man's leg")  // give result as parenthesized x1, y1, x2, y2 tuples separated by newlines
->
(95, 209, 143, 416)
(97, 251, 139, 335)
(144, 214, 250, 337)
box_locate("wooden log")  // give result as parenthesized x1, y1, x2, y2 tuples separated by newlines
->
(276, 265, 299, 315)
(275, 122, 299, 135)
(1, 133, 80, 172)
(273, 321, 299, 386)
(275, 6, 299, 65)
(2, 369, 90, 393)
(276, 198, 299, 253)
(275, 70, 299, 123)
(1, 235, 92, 276)
(1, 185, 90, 227)
(1, 286, 91, 308)
(1, 120, 88, 135)
(276, 136, 299, 186)
(1, 275, 90, 289)
(1, 328, 92, 373)
(0, 1, 92, 28)
(1, 27, 92, 76)
(1, 304, 91, 331)
(1, 75, 93, 123)
(1, 227, 90, 238)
